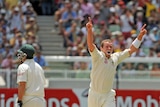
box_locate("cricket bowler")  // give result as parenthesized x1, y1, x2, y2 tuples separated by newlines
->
(86, 17, 147, 107)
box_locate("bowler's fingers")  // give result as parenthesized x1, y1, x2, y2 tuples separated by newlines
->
(141, 24, 146, 30)
(88, 17, 92, 23)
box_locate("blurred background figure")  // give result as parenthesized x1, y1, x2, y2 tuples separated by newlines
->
(150, 63, 160, 77)
(75, 61, 90, 79)
(9, 6, 24, 32)
(1, 53, 14, 69)
(40, 0, 53, 15)
(34, 49, 48, 69)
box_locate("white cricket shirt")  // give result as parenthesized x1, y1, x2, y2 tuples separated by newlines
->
(17, 59, 45, 97)
(89, 47, 130, 93)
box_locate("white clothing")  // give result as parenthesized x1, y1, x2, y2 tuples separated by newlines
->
(22, 96, 45, 107)
(89, 47, 130, 93)
(17, 59, 45, 97)
(15, 96, 45, 107)
(88, 47, 130, 107)
(120, 15, 134, 32)
(88, 89, 116, 107)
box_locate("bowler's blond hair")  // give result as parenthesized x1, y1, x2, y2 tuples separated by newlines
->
(100, 39, 112, 48)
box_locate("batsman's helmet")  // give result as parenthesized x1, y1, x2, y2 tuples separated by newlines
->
(17, 44, 35, 59)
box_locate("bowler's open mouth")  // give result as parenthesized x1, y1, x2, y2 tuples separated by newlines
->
(107, 51, 111, 54)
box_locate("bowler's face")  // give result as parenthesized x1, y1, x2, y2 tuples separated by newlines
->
(101, 42, 113, 57)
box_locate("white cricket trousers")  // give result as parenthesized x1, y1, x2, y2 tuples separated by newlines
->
(88, 89, 116, 107)
(15, 96, 46, 107)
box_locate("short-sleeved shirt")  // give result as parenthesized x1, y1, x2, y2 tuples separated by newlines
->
(89, 47, 130, 93)
(34, 56, 48, 67)
(120, 15, 134, 32)
(17, 59, 45, 97)
(61, 11, 77, 21)
(81, 3, 95, 17)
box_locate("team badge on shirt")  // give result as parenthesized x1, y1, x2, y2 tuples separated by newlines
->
(104, 58, 114, 65)
(104, 58, 108, 64)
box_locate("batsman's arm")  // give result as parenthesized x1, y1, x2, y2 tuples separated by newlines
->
(128, 24, 147, 55)
(16, 82, 26, 107)
(18, 82, 26, 100)
(86, 17, 95, 52)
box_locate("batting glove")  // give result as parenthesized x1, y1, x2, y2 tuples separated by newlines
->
(17, 100, 23, 107)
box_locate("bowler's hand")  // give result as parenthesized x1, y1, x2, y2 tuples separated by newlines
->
(139, 24, 147, 37)
(86, 17, 93, 30)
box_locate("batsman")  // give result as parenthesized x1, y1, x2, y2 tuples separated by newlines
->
(15, 44, 46, 107)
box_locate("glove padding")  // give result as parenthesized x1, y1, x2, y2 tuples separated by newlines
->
(17, 100, 23, 107)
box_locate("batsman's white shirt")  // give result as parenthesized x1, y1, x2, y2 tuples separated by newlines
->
(17, 59, 45, 97)
(89, 47, 130, 93)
